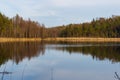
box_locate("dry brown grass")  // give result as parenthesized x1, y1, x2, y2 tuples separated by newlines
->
(43, 37, 120, 42)
(0, 38, 42, 42)
(0, 37, 120, 42)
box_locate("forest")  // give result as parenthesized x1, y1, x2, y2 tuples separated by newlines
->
(1, 12, 120, 38)
(58, 15, 120, 38)
(0, 13, 45, 38)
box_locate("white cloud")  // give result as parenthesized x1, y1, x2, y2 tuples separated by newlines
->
(51, 0, 120, 7)
(0, 0, 120, 27)
(1, 0, 120, 17)
(0, 0, 58, 18)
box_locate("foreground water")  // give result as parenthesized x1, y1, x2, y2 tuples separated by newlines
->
(0, 42, 120, 80)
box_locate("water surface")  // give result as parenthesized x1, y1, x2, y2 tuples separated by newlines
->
(0, 42, 120, 80)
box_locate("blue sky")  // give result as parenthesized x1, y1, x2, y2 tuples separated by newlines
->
(0, 0, 120, 27)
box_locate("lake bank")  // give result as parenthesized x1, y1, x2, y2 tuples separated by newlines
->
(44, 37, 120, 42)
(1, 37, 120, 42)
(0, 38, 42, 42)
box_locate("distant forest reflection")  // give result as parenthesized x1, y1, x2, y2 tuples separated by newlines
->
(53, 43, 120, 63)
(0, 42, 120, 66)
(0, 42, 45, 65)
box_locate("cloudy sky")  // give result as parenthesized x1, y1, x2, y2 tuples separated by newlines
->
(0, 0, 120, 27)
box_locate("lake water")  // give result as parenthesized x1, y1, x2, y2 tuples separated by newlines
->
(0, 42, 120, 80)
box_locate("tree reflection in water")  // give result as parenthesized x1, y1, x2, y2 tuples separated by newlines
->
(0, 42, 45, 66)
(0, 42, 120, 80)
(54, 44, 120, 63)
(1, 42, 118, 64)
(0, 42, 45, 80)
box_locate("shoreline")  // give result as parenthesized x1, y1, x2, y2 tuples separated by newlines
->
(44, 37, 120, 42)
(0, 38, 42, 42)
(0, 37, 120, 42)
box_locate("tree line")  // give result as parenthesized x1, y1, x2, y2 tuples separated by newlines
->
(0, 13, 45, 38)
(1, 12, 120, 38)
(59, 15, 120, 38)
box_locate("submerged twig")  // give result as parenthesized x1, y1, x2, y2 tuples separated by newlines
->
(115, 72, 120, 80)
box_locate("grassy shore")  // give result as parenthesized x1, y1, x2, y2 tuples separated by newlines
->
(0, 37, 120, 42)
(0, 38, 42, 42)
(44, 37, 120, 42)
